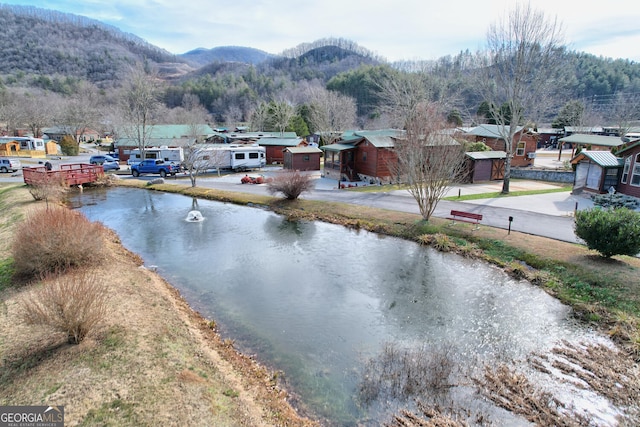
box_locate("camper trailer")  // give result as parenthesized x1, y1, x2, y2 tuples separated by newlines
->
(195, 144, 266, 171)
(0, 136, 46, 151)
(127, 147, 184, 165)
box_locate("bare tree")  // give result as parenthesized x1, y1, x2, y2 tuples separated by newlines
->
(269, 99, 295, 135)
(608, 92, 640, 139)
(306, 86, 357, 145)
(223, 105, 243, 129)
(392, 102, 467, 221)
(117, 67, 161, 160)
(177, 94, 216, 187)
(377, 68, 460, 130)
(182, 145, 228, 186)
(58, 81, 101, 144)
(0, 89, 25, 135)
(475, 3, 565, 193)
(250, 102, 270, 132)
(21, 90, 58, 138)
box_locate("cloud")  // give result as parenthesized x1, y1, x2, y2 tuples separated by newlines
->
(7, 0, 640, 61)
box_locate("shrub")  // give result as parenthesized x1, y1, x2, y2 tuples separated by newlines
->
(12, 205, 106, 278)
(591, 193, 640, 209)
(59, 135, 79, 156)
(574, 207, 640, 258)
(26, 170, 67, 206)
(20, 270, 109, 344)
(266, 170, 314, 200)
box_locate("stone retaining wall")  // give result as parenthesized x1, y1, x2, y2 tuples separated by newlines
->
(511, 168, 574, 183)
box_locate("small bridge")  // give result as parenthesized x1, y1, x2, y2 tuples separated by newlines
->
(23, 163, 104, 187)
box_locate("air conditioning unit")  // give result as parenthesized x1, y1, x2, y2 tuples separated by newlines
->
(527, 152, 537, 159)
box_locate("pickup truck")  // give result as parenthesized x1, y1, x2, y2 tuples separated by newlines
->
(130, 159, 179, 177)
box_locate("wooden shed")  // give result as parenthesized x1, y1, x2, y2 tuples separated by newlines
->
(0, 140, 20, 157)
(283, 146, 322, 171)
(570, 150, 622, 194)
(464, 151, 507, 183)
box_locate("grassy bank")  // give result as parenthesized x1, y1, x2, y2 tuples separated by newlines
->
(0, 183, 318, 426)
(122, 179, 640, 358)
(2, 179, 639, 425)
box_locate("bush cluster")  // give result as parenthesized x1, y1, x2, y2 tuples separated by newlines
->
(574, 207, 640, 258)
(266, 170, 314, 200)
(12, 205, 106, 277)
(591, 193, 640, 209)
(20, 270, 109, 344)
(59, 135, 79, 156)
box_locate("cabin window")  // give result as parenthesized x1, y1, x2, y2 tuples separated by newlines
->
(631, 154, 640, 186)
(249, 152, 259, 159)
(622, 156, 631, 184)
(516, 142, 526, 156)
(235, 153, 245, 160)
(362, 151, 367, 161)
(303, 155, 310, 161)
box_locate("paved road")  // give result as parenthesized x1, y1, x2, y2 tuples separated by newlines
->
(1, 158, 591, 244)
(162, 172, 588, 244)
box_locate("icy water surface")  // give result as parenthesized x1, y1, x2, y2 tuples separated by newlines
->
(69, 187, 612, 425)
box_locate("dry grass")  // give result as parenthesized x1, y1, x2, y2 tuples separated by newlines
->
(266, 170, 314, 200)
(0, 184, 318, 426)
(20, 270, 109, 344)
(11, 204, 106, 278)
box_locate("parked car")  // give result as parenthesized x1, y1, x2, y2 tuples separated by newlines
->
(0, 158, 21, 173)
(130, 159, 178, 177)
(90, 155, 120, 171)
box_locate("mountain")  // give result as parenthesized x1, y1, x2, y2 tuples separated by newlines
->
(0, 4, 194, 87)
(180, 46, 275, 66)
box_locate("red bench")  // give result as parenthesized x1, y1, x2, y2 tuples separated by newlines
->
(447, 210, 483, 229)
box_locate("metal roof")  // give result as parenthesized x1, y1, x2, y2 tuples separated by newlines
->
(258, 138, 304, 146)
(616, 139, 640, 155)
(465, 150, 507, 160)
(284, 146, 322, 154)
(467, 124, 525, 139)
(320, 143, 356, 152)
(559, 134, 625, 147)
(570, 150, 623, 167)
(359, 135, 396, 148)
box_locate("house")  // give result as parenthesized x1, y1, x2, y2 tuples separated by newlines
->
(321, 130, 404, 183)
(283, 146, 322, 171)
(466, 124, 538, 167)
(536, 128, 564, 149)
(570, 151, 623, 194)
(615, 139, 640, 198)
(464, 151, 507, 183)
(115, 124, 215, 163)
(258, 137, 307, 164)
(43, 126, 101, 143)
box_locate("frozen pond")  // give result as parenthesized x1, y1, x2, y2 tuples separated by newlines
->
(69, 187, 607, 425)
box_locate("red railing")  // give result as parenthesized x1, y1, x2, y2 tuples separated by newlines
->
(23, 163, 104, 186)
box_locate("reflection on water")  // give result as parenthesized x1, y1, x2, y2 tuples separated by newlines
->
(69, 187, 602, 425)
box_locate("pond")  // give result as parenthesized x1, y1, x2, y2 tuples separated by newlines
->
(68, 187, 607, 425)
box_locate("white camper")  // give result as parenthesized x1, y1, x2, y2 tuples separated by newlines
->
(127, 147, 184, 165)
(195, 144, 266, 171)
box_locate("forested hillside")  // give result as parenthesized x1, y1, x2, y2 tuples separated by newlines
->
(1, 4, 640, 130)
(0, 4, 190, 89)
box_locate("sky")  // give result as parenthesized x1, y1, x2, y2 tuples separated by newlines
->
(7, 0, 640, 62)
